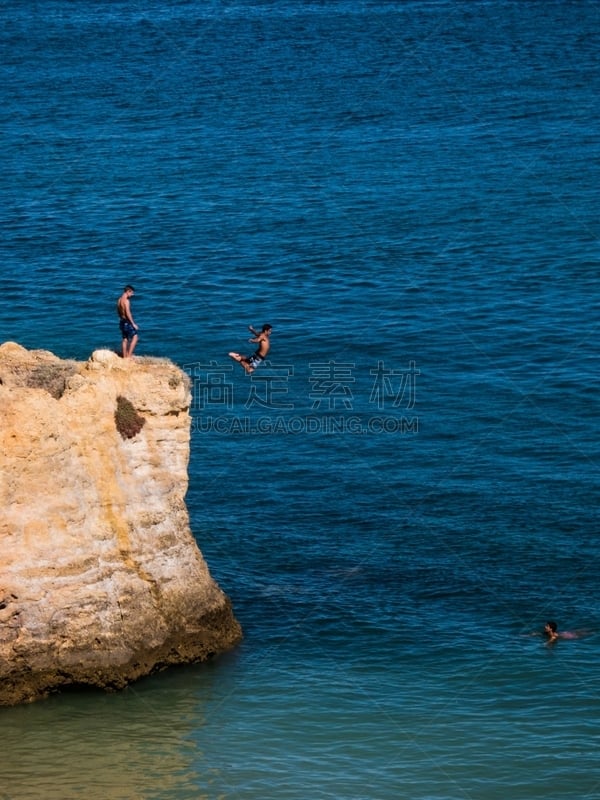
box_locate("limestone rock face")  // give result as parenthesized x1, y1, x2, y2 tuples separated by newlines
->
(0, 343, 241, 706)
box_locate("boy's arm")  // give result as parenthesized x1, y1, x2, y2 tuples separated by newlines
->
(248, 325, 259, 336)
(125, 299, 137, 328)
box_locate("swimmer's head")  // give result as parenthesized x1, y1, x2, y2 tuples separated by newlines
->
(545, 621, 557, 633)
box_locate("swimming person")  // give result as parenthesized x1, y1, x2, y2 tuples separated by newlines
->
(229, 324, 272, 374)
(543, 621, 587, 643)
(116, 285, 139, 358)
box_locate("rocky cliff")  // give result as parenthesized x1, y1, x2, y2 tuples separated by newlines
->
(0, 342, 241, 706)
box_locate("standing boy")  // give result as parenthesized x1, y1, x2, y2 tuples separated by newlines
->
(116, 285, 139, 358)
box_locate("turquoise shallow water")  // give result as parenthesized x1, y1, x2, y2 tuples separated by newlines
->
(1, 1, 600, 798)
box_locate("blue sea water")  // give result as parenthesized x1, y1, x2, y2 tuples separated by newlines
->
(1, 1, 600, 798)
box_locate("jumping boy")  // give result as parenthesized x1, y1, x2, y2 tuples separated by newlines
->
(229, 324, 272, 374)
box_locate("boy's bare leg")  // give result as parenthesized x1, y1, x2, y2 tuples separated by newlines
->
(229, 352, 254, 373)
